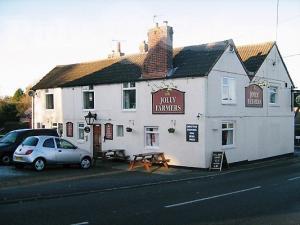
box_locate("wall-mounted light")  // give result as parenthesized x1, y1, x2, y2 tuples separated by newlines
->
(196, 113, 202, 120)
(84, 111, 97, 125)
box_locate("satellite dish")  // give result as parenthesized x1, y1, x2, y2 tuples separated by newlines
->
(28, 90, 35, 97)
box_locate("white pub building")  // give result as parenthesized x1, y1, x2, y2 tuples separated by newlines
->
(32, 23, 294, 168)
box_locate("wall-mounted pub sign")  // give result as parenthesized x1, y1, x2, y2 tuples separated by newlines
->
(293, 91, 300, 108)
(245, 84, 263, 107)
(152, 88, 185, 114)
(105, 123, 113, 140)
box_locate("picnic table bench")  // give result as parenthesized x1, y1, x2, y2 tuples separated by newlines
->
(101, 149, 129, 161)
(128, 152, 170, 172)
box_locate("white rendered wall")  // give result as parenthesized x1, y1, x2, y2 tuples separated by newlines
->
(205, 45, 294, 167)
(34, 88, 63, 128)
(61, 78, 207, 168)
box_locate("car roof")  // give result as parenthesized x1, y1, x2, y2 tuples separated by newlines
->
(10, 129, 56, 133)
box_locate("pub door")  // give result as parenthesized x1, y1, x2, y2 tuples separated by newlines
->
(93, 124, 102, 157)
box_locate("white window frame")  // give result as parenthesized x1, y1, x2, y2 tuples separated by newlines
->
(116, 125, 124, 137)
(221, 121, 235, 149)
(222, 77, 236, 104)
(82, 86, 95, 110)
(144, 126, 159, 150)
(269, 86, 279, 105)
(122, 82, 136, 111)
(45, 93, 54, 109)
(77, 123, 85, 141)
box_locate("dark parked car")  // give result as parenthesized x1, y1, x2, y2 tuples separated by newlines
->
(0, 129, 59, 165)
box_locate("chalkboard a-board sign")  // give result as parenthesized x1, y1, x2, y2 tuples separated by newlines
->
(186, 124, 198, 142)
(209, 151, 228, 171)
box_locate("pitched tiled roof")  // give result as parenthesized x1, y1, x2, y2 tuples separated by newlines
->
(236, 42, 275, 74)
(32, 57, 123, 90)
(32, 40, 230, 90)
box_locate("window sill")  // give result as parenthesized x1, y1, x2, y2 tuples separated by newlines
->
(268, 103, 279, 107)
(221, 102, 236, 105)
(77, 139, 85, 144)
(145, 146, 159, 150)
(82, 109, 96, 112)
(221, 145, 235, 150)
(122, 109, 136, 112)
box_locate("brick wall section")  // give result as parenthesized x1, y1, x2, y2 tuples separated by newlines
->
(142, 24, 173, 79)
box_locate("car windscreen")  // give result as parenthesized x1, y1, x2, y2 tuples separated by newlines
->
(0, 132, 18, 143)
(22, 137, 39, 146)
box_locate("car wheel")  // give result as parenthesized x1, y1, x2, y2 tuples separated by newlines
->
(80, 157, 91, 169)
(15, 164, 24, 169)
(33, 158, 46, 171)
(1, 155, 11, 165)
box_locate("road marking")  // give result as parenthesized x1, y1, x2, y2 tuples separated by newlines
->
(70, 222, 89, 225)
(165, 186, 261, 208)
(288, 176, 300, 181)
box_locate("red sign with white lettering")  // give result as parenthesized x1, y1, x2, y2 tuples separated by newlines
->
(105, 123, 113, 140)
(66, 122, 73, 137)
(245, 84, 263, 107)
(152, 88, 185, 114)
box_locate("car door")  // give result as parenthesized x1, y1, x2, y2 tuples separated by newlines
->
(41, 137, 57, 163)
(55, 138, 80, 163)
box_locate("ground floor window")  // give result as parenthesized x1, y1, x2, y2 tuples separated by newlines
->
(116, 125, 124, 137)
(145, 126, 159, 148)
(78, 123, 85, 140)
(222, 122, 234, 147)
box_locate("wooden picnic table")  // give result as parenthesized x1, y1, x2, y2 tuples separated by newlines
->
(128, 152, 170, 172)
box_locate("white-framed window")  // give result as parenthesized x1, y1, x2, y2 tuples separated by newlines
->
(82, 86, 94, 109)
(222, 121, 235, 147)
(52, 123, 58, 129)
(269, 86, 278, 104)
(122, 82, 136, 110)
(222, 77, 236, 104)
(145, 126, 159, 149)
(45, 93, 54, 109)
(116, 125, 124, 137)
(78, 123, 85, 140)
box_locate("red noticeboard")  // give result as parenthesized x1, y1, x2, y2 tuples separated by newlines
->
(105, 123, 113, 140)
(66, 122, 73, 137)
(152, 88, 185, 114)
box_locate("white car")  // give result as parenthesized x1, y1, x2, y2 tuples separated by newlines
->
(13, 136, 93, 171)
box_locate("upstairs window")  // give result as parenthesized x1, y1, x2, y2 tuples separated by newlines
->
(122, 82, 136, 110)
(46, 94, 54, 109)
(83, 86, 94, 109)
(222, 77, 236, 104)
(269, 86, 278, 104)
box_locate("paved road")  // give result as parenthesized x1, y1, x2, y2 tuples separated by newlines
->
(1, 157, 300, 225)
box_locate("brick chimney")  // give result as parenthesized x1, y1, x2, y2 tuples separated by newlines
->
(142, 21, 173, 78)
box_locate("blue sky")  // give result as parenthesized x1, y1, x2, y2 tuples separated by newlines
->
(0, 0, 299, 96)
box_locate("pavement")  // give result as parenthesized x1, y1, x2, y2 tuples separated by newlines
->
(1, 150, 300, 190)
